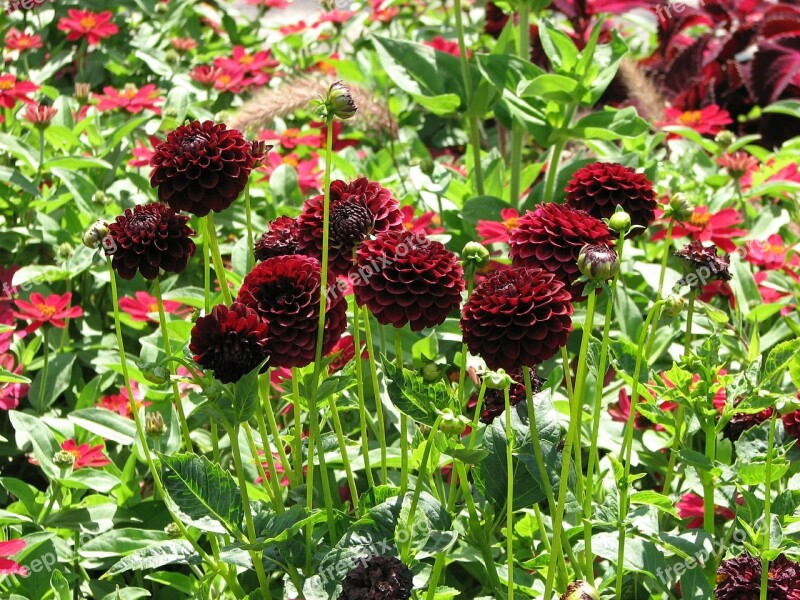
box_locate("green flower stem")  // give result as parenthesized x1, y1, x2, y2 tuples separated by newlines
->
(760, 410, 779, 600)
(298, 370, 317, 575)
(202, 220, 211, 313)
(152, 278, 193, 450)
(244, 182, 254, 273)
(544, 290, 598, 600)
(37, 326, 49, 414)
(400, 415, 443, 563)
(614, 299, 665, 598)
(352, 298, 375, 488)
(258, 374, 293, 489)
(211, 423, 221, 464)
(454, 0, 483, 195)
(227, 424, 274, 600)
(291, 371, 304, 487)
(560, 345, 574, 402)
(542, 105, 577, 203)
(363, 308, 388, 484)
(504, 386, 515, 600)
(583, 233, 626, 579)
(702, 415, 716, 536)
(457, 274, 476, 407)
(205, 213, 232, 306)
(468, 381, 487, 450)
(244, 421, 279, 508)
(327, 382, 359, 509)
(395, 328, 409, 494)
(509, 4, 530, 207)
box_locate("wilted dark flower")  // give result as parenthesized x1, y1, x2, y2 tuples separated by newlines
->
(783, 410, 800, 442)
(105, 202, 196, 280)
(189, 303, 269, 384)
(250, 140, 272, 167)
(297, 177, 403, 276)
(353, 230, 464, 331)
(509, 203, 611, 300)
(338, 555, 413, 600)
(715, 553, 800, 599)
(460, 267, 573, 371)
(565, 162, 657, 236)
(150, 120, 254, 217)
(723, 400, 773, 441)
(254, 216, 299, 261)
(237, 255, 347, 368)
(480, 368, 542, 424)
(577, 244, 619, 282)
(674, 240, 732, 289)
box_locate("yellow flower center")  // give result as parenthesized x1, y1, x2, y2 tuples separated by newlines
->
(219, 75, 231, 84)
(18, 39, 30, 48)
(0, 78, 14, 91)
(239, 55, 254, 65)
(68, 449, 81, 460)
(282, 155, 298, 167)
(122, 84, 138, 100)
(79, 16, 97, 29)
(148, 303, 159, 313)
(678, 110, 703, 126)
(503, 216, 519, 231)
(689, 210, 711, 228)
(37, 304, 57, 318)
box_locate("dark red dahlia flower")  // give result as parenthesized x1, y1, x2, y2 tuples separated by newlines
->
(297, 177, 403, 276)
(565, 162, 657, 236)
(338, 555, 414, 600)
(254, 216, 299, 261)
(460, 267, 574, 371)
(509, 203, 611, 300)
(723, 404, 773, 441)
(716, 553, 800, 599)
(674, 240, 732, 289)
(105, 202, 196, 280)
(150, 120, 255, 217)
(237, 255, 347, 368)
(480, 368, 542, 424)
(352, 230, 464, 331)
(783, 410, 800, 442)
(189, 303, 269, 384)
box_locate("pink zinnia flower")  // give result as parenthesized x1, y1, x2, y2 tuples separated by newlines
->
(745, 235, 787, 271)
(477, 208, 519, 244)
(0, 74, 38, 109)
(677, 492, 736, 529)
(258, 127, 321, 150)
(96, 381, 150, 418)
(260, 152, 321, 194)
(13, 293, 83, 334)
(653, 207, 746, 253)
(93, 84, 163, 114)
(215, 46, 278, 74)
(119, 291, 187, 323)
(657, 104, 732, 136)
(0, 354, 28, 411)
(425, 36, 469, 58)
(279, 21, 309, 35)
(5, 28, 43, 51)
(128, 135, 163, 168)
(57, 10, 119, 46)
(0, 539, 27, 576)
(60, 439, 112, 469)
(400, 205, 444, 235)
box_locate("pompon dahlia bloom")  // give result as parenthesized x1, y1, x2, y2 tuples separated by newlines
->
(150, 120, 255, 217)
(509, 203, 611, 300)
(352, 230, 464, 331)
(461, 267, 573, 371)
(715, 554, 800, 599)
(57, 10, 119, 46)
(297, 178, 403, 276)
(480, 368, 542, 424)
(338, 555, 414, 600)
(190, 303, 269, 384)
(237, 255, 347, 368)
(254, 216, 299, 261)
(565, 162, 657, 235)
(723, 402, 774, 441)
(783, 409, 800, 442)
(105, 203, 196, 280)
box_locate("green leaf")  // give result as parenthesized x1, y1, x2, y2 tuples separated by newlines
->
(0, 368, 30, 384)
(159, 452, 243, 534)
(630, 490, 679, 517)
(9, 411, 61, 479)
(43, 156, 112, 170)
(80, 528, 170, 559)
(538, 19, 579, 72)
(518, 74, 580, 103)
(568, 106, 649, 140)
(231, 365, 261, 423)
(762, 338, 800, 388)
(763, 99, 800, 119)
(68, 408, 137, 445)
(105, 540, 197, 576)
(382, 357, 454, 426)
(29, 352, 76, 412)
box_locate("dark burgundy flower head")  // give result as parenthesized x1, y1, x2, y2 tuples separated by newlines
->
(480, 368, 543, 424)
(675, 240, 732, 288)
(105, 202, 196, 280)
(783, 410, 800, 442)
(723, 403, 773, 441)
(250, 140, 272, 167)
(254, 216, 299, 261)
(484, 1, 510, 37)
(237, 255, 347, 368)
(338, 555, 414, 600)
(509, 203, 611, 300)
(297, 177, 403, 276)
(565, 162, 657, 236)
(460, 267, 574, 371)
(189, 303, 269, 384)
(352, 230, 464, 331)
(150, 120, 254, 217)
(715, 553, 800, 599)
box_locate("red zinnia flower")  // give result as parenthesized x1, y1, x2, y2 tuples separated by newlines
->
(57, 10, 119, 46)
(460, 267, 573, 371)
(61, 439, 112, 469)
(129, 135, 163, 168)
(0, 354, 28, 411)
(14, 293, 83, 334)
(170, 37, 197, 52)
(190, 65, 224, 87)
(509, 203, 611, 300)
(745, 234, 787, 271)
(297, 177, 403, 276)
(718, 152, 759, 180)
(5, 28, 43, 51)
(0, 539, 27, 576)
(96, 382, 150, 418)
(400, 205, 443, 235)
(237, 255, 348, 368)
(477, 208, 520, 244)
(657, 104, 732, 136)
(326, 334, 363, 373)
(215, 46, 278, 75)
(119, 291, 187, 323)
(352, 230, 464, 331)
(0, 74, 38, 109)
(425, 36, 469, 58)
(24, 104, 58, 127)
(94, 84, 163, 114)
(676, 492, 735, 529)
(654, 207, 746, 253)
(565, 162, 657, 235)
(608, 388, 660, 430)
(260, 152, 321, 194)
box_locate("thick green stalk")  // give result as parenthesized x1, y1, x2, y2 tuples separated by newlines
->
(542, 105, 577, 203)
(205, 213, 232, 306)
(153, 278, 193, 450)
(395, 328, 409, 494)
(258, 375, 293, 490)
(363, 309, 388, 483)
(291, 371, 304, 487)
(244, 182, 254, 273)
(703, 417, 716, 536)
(457, 274, 476, 406)
(453, 0, 483, 195)
(504, 386, 515, 600)
(760, 411, 778, 600)
(352, 298, 375, 488)
(244, 421, 278, 507)
(37, 327, 49, 414)
(509, 5, 530, 207)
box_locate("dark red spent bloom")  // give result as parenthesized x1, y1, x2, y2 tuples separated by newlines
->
(297, 177, 403, 276)
(783, 410, 800, 442)
(150, 120, 254, 217)
(189, 303, 269, 384)
(352, 230, 464, 331)
(338, 555, 414, 600)
(480, 368, 542, 424)
(237, 255, 347, 368)
(715, 554, 800, 599)
(105, 202, 196, 280)
(460, 267, 574, 371)
(675, 240, 732, 288)
(509, 203, 611, 300)
(565, 162, 657, 236)
(254, 216, 299, 261)
(723, 405, 773, 441)
(484, 2, 509, 37)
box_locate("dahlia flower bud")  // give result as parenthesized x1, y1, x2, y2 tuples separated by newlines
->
(327, 80, 357, 120)
(250, 140, 272, 167)
(664, 294, 685, 318)
(420, 362, 443, 382)
(141, 363, 169, 385)
(608, 210, 631, 234)
(145, 412, 167, 437)
(74, 82, 91, 102)
(485, 369, 513, 390)
(669, 193, 694, 222)
(338, 556, 413, 600)
(24, 104, 58, 129)
(462, 241, 490, 274)
(439, 409, 468, 436)
(53, 450, 76, 469)
(57, 242, 74, 261)
(164, 49, 180, 65)
(480, 368, 542, 424)
(560, 581, 600, 600)
(577, 244, 619, 282)
(82, 220, 109, 249)
(783, 410, 800, 442)
(714, 130, 736, 149)
(164, 523, 181, 538)
(92, 191, 110, 206)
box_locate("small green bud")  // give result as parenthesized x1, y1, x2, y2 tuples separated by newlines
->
(82, 220, 109, 249)
(608, 210, 631, 234)
(164, 522, 181, 538)
(419, 158, 435, 177)
(664, 293, 686, 318)
(577, 244, 619, 282)
(485, 369, 513, 390)
(420, 362, 443, 383)
(92, 191, 109, 205)
(145, 412, 168, 437)
(154, 1, 169, 13)
(327, 81, 357, 120)
(164, 49, 180, 65)
(141, 363, 170, 386)
(57, 242, 74, 261)
(53, 450, 76, 468)
(715, 130, 736, 148)
(439, 409, 467, 436)
(669, 193, 694, 222)
(560, 581, 600, 600)
(462, 242, 490, 271)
